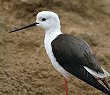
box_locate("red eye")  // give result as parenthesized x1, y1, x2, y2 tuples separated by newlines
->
(42, 18, 46, 21)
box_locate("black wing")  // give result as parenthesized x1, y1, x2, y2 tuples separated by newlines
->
(51, 34, 103, 73)
(51, 34, 110, 94)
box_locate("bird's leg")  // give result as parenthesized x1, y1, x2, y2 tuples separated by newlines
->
(64, 78, 69, 95)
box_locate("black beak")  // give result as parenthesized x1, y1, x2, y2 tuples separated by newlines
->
(9, 22, 38, 33)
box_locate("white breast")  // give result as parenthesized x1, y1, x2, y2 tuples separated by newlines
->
(44, 31, 70, 78)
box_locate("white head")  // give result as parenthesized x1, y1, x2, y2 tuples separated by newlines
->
(10, 11, 61, 34)
(36, 11, 61, 32)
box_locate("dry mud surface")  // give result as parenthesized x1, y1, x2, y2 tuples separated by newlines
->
(0, 0, 110, 95)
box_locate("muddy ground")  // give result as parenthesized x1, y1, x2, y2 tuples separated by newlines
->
(0, 0, 110, 95)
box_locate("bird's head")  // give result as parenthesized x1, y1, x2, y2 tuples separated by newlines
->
(10, 11, 61, 33)
(36, 11, 61, 31)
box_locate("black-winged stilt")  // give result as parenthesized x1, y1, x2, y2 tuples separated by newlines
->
(10, 11, 110, 95)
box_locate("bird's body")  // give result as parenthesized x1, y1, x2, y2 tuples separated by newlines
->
(44, 28, 110, 94)
(51, 34, 109, 78)
(10, 11, 110, 95)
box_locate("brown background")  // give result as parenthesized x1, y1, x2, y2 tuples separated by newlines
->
(0, 0, 110, 95)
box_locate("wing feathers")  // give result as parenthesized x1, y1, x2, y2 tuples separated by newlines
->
(51, 34, 104, 73)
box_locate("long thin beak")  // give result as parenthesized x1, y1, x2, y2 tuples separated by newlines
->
(9, 22, 38, 33)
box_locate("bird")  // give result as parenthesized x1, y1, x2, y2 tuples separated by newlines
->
(10, 11, 110, 95)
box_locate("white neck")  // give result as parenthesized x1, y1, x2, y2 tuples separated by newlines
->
(44, 27, 62, 57)
(45, 27, 62, 42)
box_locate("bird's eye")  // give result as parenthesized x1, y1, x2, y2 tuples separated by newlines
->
(42, 18, 46, 21)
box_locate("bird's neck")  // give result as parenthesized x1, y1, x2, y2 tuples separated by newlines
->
(44, 27, 62, 44)
(45, 27, 62, 40)
(44, 28, 62, 62)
